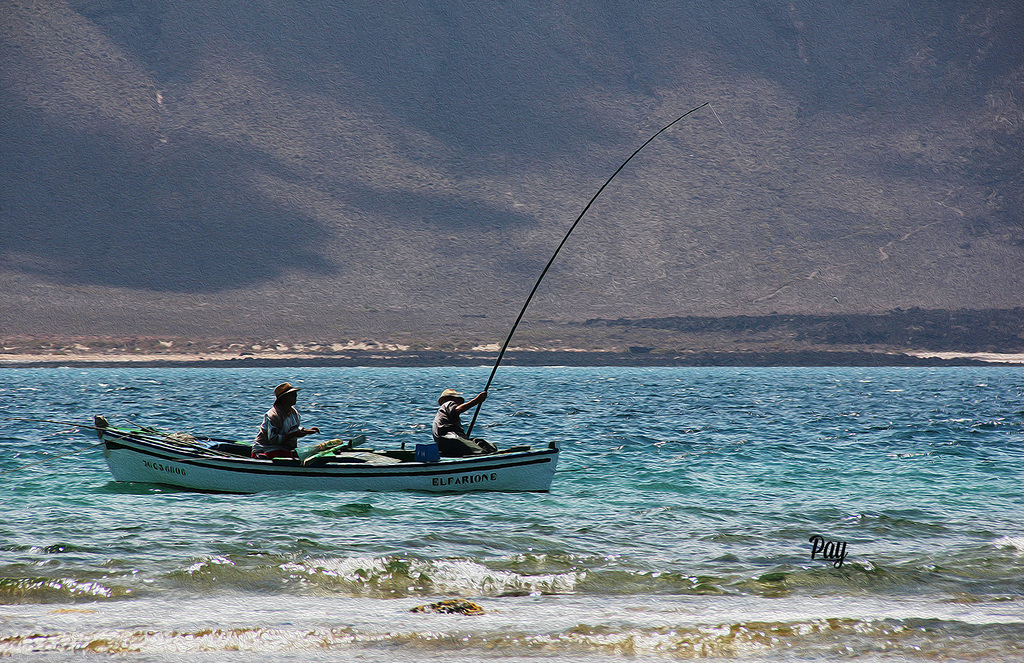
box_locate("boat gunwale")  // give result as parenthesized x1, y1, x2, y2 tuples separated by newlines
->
(100, 429, 559, 479)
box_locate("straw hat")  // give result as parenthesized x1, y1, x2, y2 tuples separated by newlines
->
(437, 388, 463, 405)
(274, 382, 301, 398)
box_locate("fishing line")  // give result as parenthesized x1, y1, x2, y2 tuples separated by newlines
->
(2, 418, 107, 432)
(708, 103, 724, 126)
(1, 416, 233, 460)
(0, 441, 106, 475)
(466, 102, 710, 436)
(4, 416, 141, 437)
(0, 416, 108, 474)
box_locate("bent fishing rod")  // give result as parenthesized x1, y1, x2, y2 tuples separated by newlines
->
(465, 102, 709, 436)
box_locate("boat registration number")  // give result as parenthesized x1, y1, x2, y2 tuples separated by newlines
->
(432, 472, 497, 487)
(142, 459, 187, 476)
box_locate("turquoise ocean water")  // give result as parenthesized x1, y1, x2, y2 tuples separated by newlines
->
(1, 365, 1023, 661)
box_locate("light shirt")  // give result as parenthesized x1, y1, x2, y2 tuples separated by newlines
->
(252, 405, 301, 454)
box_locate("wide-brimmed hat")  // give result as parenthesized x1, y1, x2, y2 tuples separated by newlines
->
(438, 388, 463, 405)
(274, 382, 301, 398)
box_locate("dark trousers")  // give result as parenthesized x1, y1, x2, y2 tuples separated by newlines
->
(435, 433, 497, 457)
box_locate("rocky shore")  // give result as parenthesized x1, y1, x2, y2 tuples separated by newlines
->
(8, 307, 1024, 367)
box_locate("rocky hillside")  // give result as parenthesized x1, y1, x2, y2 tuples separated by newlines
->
(2, 1, 1023, 345)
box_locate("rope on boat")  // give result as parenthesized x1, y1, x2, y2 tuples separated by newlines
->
(121, 419, 236, 457)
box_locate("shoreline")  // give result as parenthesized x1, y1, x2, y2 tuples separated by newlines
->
(0, 349, 1008, 368)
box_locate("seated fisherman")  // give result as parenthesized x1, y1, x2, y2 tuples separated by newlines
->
(432, 388, 497, 457)
(251, 382, 320, 459)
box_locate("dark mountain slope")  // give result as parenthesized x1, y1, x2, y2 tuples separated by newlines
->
(582, 307, 1024, 353)
(1, 1, 1022, 342)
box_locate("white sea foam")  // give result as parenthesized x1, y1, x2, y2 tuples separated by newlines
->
(995, 536, 1024, 553)
(184, 555, 234, 574)
(426, 558, 584, 596)
(280, 556, 584, 596)
(1, 594, 1022, 660)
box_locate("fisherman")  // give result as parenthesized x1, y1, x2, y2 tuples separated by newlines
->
(432, 389, 497, 457)
(251, 382, 320, 460)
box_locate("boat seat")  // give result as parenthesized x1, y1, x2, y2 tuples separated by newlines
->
(208, 442, 254, 457)
(303, 451, 402, 466)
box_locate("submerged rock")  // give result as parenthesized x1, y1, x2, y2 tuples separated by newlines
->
(410, 599, 485, 615)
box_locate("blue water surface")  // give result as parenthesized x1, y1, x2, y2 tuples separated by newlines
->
(2, 366, 1023, 660)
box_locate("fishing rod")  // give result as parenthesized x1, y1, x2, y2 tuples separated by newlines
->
(465, 102, 710, 436)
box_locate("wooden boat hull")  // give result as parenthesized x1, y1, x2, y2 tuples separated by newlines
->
(98, 428, 559, 493)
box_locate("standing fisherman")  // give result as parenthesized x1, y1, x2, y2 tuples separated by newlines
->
(432, 389, 496, 457)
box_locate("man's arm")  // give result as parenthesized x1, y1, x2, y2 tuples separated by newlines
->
(283, 426, 320, 443)
(455, 391, 487, 414)
(270, 413, 319, 445)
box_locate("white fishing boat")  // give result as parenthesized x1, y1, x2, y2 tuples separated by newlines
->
(93, 418, 559, 493)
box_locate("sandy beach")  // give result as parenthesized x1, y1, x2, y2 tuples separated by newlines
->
(0, 347, 1009, 368)
(907, 351, 1024, 364)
